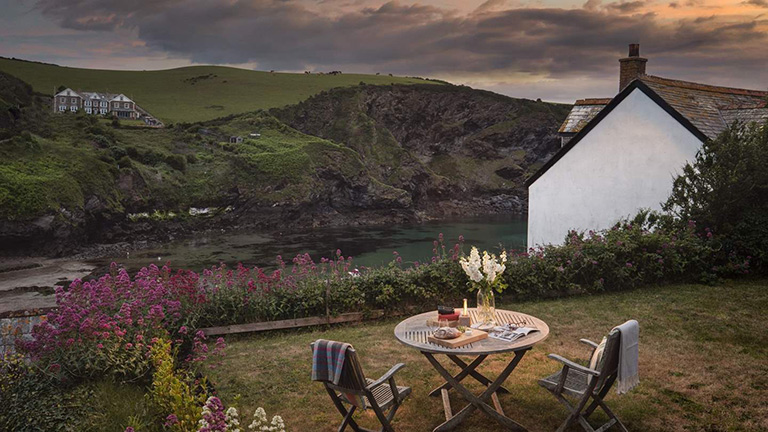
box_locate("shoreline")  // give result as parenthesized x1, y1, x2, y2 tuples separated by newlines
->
(0, 210, 527, 315)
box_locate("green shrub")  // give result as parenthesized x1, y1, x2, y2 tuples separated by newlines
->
(664, 121, 768, 271)
(148, 338, 204, 432)
(165, 153, 188, 172)
(503, 211, 719, 298)
(0, 353, 92, 432)
(91, 134, 112, 147)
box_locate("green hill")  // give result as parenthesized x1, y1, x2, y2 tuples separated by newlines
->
(0, 68, 567, 255)
(0, 57, 436, 123)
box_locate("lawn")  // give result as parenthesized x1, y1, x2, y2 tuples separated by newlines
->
(0, 57, 436, 123)
(206, 279, 768, 432)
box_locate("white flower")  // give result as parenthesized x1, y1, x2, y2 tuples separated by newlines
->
(226, 406, 240, 428)
(249, 407, 284, 431)
(482, 251, 498, 283)
(461, 247, 507, 286)
(460, 247, 484, 282)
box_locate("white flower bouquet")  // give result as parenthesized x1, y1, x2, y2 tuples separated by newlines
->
(460, 247, 507, 326)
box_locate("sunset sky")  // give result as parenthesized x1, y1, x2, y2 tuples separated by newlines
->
(1, 0, 766, 102)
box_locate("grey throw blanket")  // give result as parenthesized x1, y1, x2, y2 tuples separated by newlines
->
(311, 339, 351, 385)
(615, 320, 639, 394)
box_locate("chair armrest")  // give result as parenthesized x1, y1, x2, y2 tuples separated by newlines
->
(366, 363, 406, 390)
(579, 339, 599, 349)
(547, 354, 600, 377)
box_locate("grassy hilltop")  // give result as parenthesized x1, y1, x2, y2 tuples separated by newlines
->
(0, 57, 435, 123)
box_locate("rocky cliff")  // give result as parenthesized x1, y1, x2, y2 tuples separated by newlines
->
(274, 84, 569, 215)
(0, 78, 568, 256)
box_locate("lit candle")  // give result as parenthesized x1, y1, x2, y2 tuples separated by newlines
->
(459, 299, 471, 326)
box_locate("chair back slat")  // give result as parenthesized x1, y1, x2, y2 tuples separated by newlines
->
(596, 329, 621, 391)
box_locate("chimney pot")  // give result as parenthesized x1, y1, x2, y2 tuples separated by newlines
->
(619, 43, 647, 91)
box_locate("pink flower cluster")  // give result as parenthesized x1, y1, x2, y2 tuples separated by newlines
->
(198, 396, 228, 432)
(200, 252, 354, 296)
(18, 263, 207, 376)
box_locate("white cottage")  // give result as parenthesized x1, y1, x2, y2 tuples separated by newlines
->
(526, 44, 768, 248)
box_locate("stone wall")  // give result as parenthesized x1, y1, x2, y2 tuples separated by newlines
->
(0, 314, 45, 356)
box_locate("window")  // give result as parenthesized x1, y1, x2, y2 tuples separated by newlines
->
(70, 106, 77, 112)
(60, 97, 66, 103)
(113, 102, 118, 108)
(85, 100, 91, 107)
(102, 101, 107, 107)
(124, 102, 130, 108)
(58, 106, 66, 112)
(85, 108, 92, 114)
(101, 108, 107, 114)
(71, 98, 77, 104)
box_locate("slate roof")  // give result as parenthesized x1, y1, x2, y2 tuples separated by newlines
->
(558, 99, 612, 134)
(557, 75, 768, 139)
(79, 91, 113, 101)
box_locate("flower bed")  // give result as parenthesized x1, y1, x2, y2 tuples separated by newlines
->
(2, 210, 754, 431)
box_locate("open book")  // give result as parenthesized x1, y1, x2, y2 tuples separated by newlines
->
(487, 324, 539, 342)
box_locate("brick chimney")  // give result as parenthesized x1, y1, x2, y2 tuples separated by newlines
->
(619, 43, 647, 91)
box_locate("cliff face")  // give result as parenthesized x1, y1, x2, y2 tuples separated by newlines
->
(0, 71, 48, 140)
(273, 84, 569, 214)
(0, 80, 569, 256)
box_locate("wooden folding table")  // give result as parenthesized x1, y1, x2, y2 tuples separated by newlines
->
(394, 308, 549, 431)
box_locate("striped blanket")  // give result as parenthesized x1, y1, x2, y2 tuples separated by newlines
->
(311, 339, 351, 385)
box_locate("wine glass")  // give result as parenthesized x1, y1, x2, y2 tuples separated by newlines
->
(438, 318, 450, 330)
(427, 318, 440, 334)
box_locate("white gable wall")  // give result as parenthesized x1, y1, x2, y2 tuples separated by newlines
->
(527, 88, 703, 248)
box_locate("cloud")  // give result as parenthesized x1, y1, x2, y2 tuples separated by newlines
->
(24, 0, 768, 100)
(583, 0, 603, 11)
(605, 1, 648, 13)
(474, 0, 510, 14)
(744, 0, 768, 7)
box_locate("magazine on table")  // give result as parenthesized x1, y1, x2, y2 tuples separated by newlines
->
(487, 323, 539, 342)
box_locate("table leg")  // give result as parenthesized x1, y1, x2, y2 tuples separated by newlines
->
(423, 351, 529, 432)
(428, 355, 487, 397)
(448, 355, 511, 394)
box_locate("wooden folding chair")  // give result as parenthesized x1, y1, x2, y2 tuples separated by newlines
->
(311, 341, 412, 432)
(538, 329, 629, 432)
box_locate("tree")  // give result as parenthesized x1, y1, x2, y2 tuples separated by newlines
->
(663, 121, 768, 268)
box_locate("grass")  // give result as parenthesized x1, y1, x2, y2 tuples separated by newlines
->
(205, 279, 768, 432)
(0, 58, 436, 123)
(0, 108, 381, 220)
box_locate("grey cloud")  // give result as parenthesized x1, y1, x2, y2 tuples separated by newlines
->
(31, 0, 768, 85)
(744, 0, 768, 7)
(605, 1, 648, 13)
(583, 0, 603, 11)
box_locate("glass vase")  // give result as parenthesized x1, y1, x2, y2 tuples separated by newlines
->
(476, 287, 496, 327)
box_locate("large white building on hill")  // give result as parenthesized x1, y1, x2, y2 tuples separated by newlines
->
(53, 88, 140, 119)
(526, 44, 768, 248)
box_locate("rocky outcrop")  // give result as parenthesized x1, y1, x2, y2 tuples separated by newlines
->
(274, 84, 569, 212)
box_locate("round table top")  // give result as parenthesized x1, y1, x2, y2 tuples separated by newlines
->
(394, 308, 549, 356)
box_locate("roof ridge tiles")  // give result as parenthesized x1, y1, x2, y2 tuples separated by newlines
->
(575, 98, 612, 106)
(640, 75, 768, 97)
